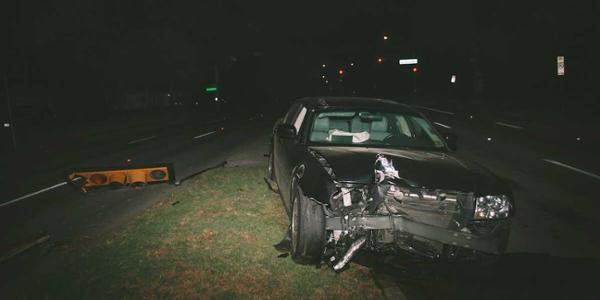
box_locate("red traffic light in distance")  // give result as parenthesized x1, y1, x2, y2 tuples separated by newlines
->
(412, 67, 418, 72)
(338, 69, 344, 75)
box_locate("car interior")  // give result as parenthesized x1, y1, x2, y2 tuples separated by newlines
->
(308, 111, 446, 149)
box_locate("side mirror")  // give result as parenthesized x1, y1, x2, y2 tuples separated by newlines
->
(275, 124, 297, 139)
(443, 132, 458, 151)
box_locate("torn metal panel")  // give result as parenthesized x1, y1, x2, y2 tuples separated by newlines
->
(332, 235, 367, 271)
(374, 153, 399, 183)
(374, 154, 419, 187)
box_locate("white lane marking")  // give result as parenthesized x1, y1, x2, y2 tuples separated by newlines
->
(433, 122, 452, 129)
(127, 135, 156, 144)
(495, 122, 524, 130)
(413, 105, 455, 115)
(543, 159, 600, 180)
(193, 130, 217, 139)
(0, 181, 68, 209)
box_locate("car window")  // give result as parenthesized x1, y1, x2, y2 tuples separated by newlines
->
(408, 117, 445, 148)
(293, 107, 307, 133)
(308, 110, 445, 150)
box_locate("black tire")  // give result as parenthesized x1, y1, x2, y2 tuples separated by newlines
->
(290, 185, 326, 265)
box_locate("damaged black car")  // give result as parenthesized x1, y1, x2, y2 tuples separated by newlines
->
(265, 97, 514, 271)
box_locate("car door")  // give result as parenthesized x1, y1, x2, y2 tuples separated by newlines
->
(274, 104, 308, 214)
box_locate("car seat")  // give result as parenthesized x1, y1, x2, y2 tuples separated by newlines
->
(311, 116, 330, 142)
(370, 118, 389, 141)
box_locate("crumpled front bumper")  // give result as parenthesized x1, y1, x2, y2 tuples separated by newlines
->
(326, 215, 506, 255)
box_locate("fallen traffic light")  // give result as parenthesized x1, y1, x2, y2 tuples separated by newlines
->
(67, 163, 175, 192)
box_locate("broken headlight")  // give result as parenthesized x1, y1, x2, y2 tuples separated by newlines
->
(474, 195, 511, 219)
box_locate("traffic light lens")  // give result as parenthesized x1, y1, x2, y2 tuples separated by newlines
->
(150, 170, 167, 180)
(90, 174, 108, 185)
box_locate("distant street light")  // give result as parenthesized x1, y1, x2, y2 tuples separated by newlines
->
(322, 64, 326, 68)
(377, 57, 384, 63)
(214, 97, 219, 102)
(338, 69, 344, 75)
(383, 35, 389, 40)
(451, 75, 456, 83)
(322, 75, 326, 79)
(350, 62, 355, 67)
(412, 67, 418, 72)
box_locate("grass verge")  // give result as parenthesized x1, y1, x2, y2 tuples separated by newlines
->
(26, 166, 384, 299)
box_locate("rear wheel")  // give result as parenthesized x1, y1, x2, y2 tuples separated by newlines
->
(290, 185, 326, 265)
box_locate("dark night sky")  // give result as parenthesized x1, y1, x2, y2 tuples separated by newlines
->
(1, 0, 599, 111)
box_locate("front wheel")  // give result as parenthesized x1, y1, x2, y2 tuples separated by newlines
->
(290, 185, 326, 265)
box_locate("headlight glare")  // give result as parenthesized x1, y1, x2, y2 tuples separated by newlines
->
(474, 195, 511, 219)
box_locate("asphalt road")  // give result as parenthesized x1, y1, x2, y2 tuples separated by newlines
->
(0, 115, 272, 292)
(1, 105, 599, 299)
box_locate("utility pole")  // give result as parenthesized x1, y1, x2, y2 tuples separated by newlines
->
(3, 74, 17, 151)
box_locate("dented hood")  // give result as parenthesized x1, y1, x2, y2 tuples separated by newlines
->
(308, 146, 501, 193)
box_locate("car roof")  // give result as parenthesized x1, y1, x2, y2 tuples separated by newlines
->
(294, 97, 419, 114)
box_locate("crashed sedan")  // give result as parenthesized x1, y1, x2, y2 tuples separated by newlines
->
(265, 97, 514, 271)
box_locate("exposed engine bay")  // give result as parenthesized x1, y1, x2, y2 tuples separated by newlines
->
(320, 154, 511, 271)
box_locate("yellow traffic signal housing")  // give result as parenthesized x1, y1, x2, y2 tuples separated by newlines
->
(67, 164, 175, 191)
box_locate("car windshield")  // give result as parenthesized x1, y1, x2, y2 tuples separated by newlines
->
(308, 110, 445, 149)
